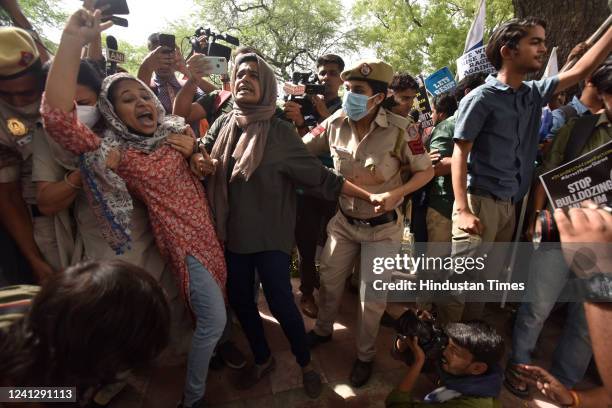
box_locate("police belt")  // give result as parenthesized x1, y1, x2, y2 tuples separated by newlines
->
(340, 208, 398, 227)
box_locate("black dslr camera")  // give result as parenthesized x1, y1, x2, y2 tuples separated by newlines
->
(393, 309, 448, 365)
(285, 71, 327, 127)
(189, 27, 239, 61)
(532, 209, 559, 244)
(533, 204, 612, 245)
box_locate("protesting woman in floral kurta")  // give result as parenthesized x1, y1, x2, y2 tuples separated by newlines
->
(41, 73, 226, 309)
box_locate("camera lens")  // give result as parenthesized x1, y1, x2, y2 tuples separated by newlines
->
(533, 210, 559, 246)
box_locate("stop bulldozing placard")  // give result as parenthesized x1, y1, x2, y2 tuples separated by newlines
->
(540, 140, 612, 209)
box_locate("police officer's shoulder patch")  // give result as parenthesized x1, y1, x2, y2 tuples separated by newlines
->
(308, 125, 326, 138)
(407, 138, 425, 155)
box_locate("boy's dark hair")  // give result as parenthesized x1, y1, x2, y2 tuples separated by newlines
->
(390, 73, 419, 92)
(445, 321, 504, 368)
(485, 17, 547, 70)
(0, 260, 170, 390)
(454, 72, 487, 102)
(590, 59, 612, 94)
(432, 92, 458, 118)
(363, 79, 388, 96)
(316, 54, 345, 72)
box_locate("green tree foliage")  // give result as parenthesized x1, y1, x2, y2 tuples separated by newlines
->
(1, 0, 67, 53)
(168, 0, 358, 79)
(352, 0, 513, 75)
(0, 0, 65, 30)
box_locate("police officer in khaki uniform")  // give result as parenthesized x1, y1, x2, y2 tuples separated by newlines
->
(0, 27, 56, 282)
(303, 59, 433, 387)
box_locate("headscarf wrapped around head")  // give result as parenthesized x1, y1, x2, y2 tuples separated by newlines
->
(207, 53, 277, 241)
(80, 73, 186, 254)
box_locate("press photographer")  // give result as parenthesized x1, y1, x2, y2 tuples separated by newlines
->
(138, 32, 217, 115)
(387, 316, 504, 408)
(284, 54, 344, 136)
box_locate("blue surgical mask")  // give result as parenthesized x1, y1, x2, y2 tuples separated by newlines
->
(342, 91, 379, 121)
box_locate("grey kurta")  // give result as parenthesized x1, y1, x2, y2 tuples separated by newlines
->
(31, 132, 168, 278)
(203, 114, 345, 255)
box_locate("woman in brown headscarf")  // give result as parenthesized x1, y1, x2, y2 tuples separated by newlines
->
(192, 53, 375, 398)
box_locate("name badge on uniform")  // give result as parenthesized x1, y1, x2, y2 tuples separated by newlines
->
(7, 118, 33, 147)
(16, 133, 33, 147)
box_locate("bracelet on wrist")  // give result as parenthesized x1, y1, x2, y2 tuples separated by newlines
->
(63, 171, 81, 190)
(565, 390, 580, 408)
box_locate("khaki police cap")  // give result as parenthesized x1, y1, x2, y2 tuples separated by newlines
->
(340, 59, 394, 85)
(0, 27, 40, 79)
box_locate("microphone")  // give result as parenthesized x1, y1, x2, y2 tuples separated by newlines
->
(106, 35, 118, 75)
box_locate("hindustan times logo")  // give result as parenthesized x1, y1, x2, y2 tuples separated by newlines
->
(372, 254, 487, 275)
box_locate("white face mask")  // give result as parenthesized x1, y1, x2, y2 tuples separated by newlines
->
(76, 105, 100, 129)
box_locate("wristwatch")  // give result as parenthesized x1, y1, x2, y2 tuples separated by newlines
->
(581, 273, 612, 302)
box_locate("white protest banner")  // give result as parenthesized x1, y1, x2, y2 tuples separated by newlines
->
(463, 0, 486, 54)
(456, 45, 496, 80)
(541, 47, 559, 79)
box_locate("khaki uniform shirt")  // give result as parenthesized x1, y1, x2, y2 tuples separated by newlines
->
(0, 99, 40, 205)
(303, 108, 432, 219)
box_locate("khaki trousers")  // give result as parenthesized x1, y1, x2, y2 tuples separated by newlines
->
(314, 211, 402, 362)
(450, 193, 516, 321)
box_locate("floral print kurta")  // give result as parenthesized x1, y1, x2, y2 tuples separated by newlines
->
(41, 98, 226, 310)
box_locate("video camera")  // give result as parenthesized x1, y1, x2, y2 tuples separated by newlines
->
(189, 27, 239, 61)
(284, 71, 326, 127)
(392, 309, 447, 366)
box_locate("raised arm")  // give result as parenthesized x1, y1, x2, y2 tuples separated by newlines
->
(46, 4, 111, 112)
(180, 52, 219, 94)
(173, 78, 207, 122)
(137, 46, 174, 88)
(556, 26, 612, 93)
(43, 4, 112, 154)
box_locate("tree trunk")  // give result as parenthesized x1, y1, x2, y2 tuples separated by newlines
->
(513, 0, 609, 71)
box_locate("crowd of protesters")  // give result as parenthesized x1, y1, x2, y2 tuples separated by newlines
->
(0, 1, 612, 407)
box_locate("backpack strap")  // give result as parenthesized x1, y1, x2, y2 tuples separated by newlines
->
(563, 114, 600, 163)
